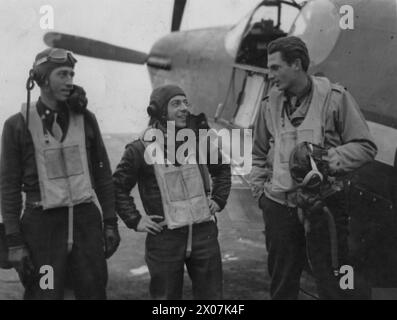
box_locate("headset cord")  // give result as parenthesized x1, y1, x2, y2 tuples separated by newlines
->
(25, 71, 35, 137)
(323, 205, 339, 276)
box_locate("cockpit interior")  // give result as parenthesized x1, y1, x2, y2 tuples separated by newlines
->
(233, 1, 301, 69)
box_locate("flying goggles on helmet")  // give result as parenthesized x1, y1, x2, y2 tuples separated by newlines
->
(28, 48, 78, 89)
(25, 48, 79, 143)
(33, 48, 77, 67)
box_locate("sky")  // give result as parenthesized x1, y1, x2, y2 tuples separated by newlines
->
(0, 0, 262, 133)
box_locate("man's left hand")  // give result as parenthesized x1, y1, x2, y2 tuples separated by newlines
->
(209, 199, 221, 215)
(103, 224, 121, 259)
(323, 147, 343, 175)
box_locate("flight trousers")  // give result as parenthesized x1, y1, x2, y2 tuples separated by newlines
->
(21, 202, 107, 300)
(260, 192, 350, 300)
(145, 220, 223, 300)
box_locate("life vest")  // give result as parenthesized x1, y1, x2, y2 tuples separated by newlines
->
(141, 128, 212, 230)
(21, 102, 96, 252)
(21, 102, 94, 209)
(264, 76, 332, 206)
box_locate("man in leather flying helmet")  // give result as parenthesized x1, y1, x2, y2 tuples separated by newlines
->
(113, 85, 231, 299)
(0, 48, 120, 299)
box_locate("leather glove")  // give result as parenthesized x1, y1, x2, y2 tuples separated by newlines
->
(67, 85, 88, 114)
(103, 224, 121, 259)
(8, 245, 35, 287)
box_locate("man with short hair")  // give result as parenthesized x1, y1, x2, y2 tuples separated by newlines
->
(113, 84, 231, 299)
(0, 48, 120, 299)
(250, 36, 377, 299)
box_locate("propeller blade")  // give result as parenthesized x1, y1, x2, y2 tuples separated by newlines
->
(171, 0, 187, 32)
(43, 32, 148, 65)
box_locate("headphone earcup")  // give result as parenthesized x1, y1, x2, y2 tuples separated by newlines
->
(30, 68, 46, 87)
(29, 68, 46, 87)
(147, 104, 160, 118)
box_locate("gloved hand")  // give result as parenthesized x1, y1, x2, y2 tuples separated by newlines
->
(103, 224, 121, 259)
(8, 245, 35, 287)
(323, 147, 343, 175)
(67, 85, 88, 114)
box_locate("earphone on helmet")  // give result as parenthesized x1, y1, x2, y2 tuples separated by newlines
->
(29, 68, 46, 87)
(147, 103, 163, 119)
(29, 48, 78, 87)
(147, 85, 188, 123)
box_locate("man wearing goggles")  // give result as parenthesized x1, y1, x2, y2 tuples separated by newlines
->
(250, 36, 377, 299)
(0, 48, 120, 299)
(34, 48, 77, 65)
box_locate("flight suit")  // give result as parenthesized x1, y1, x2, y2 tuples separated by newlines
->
(0, 99, 115, 299)
(114, 124, 231, 299)
(250, 76, 377, 299)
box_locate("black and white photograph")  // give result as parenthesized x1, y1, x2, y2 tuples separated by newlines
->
(0, 0, 396, 304)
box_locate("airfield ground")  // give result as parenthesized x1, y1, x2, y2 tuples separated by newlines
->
(0, 133, 316, 300)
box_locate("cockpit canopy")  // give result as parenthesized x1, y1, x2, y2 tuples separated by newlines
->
(225, 0, 341, 69)
(225, 0, 302, 68)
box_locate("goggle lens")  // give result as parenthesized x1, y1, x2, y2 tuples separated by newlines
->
(34, 49, 77, 67)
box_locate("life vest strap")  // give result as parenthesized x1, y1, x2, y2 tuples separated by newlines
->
(186, 224, 193, 258)
(67, 206, 74, 253)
